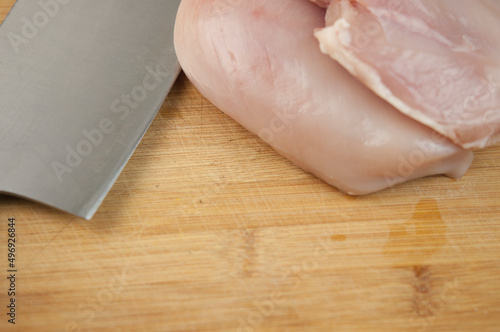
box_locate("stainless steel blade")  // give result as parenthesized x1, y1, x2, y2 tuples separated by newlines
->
(0, 0, 181, 219)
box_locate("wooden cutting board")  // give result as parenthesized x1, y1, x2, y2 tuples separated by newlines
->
(1, 1, 499, 331)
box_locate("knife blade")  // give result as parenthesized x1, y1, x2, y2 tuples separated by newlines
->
(0, 0, 181, 219)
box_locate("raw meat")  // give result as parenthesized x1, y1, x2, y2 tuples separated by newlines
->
(174, 0, 473, 194)
(315, 0, 500, 149)
(310, 0, 330, 8)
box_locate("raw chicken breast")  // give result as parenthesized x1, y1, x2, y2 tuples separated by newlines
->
(174, 0, 473, 194)
(315, 0, 500, 149)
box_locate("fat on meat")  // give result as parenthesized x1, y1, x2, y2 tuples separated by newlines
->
(309, 0, 330, 8)
(174, 0, 473, 195)
(315, 0, 500, 149)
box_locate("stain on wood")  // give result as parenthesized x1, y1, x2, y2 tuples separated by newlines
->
(1, 1, 500, 331)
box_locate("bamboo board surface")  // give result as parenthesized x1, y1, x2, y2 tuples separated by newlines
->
(1, 1, 500, 331)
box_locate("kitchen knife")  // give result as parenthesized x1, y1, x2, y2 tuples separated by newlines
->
(0, 0, 181, 219)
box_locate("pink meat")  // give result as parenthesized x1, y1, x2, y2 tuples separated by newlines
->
(309, 0, 331, 8)
(174, 0, 473, 194)
(315, 0, 500, 149)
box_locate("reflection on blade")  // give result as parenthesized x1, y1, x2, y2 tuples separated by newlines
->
(0, 0, 181, 219)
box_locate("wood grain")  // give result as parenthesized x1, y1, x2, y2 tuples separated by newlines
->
(1, 1, 500, 331)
